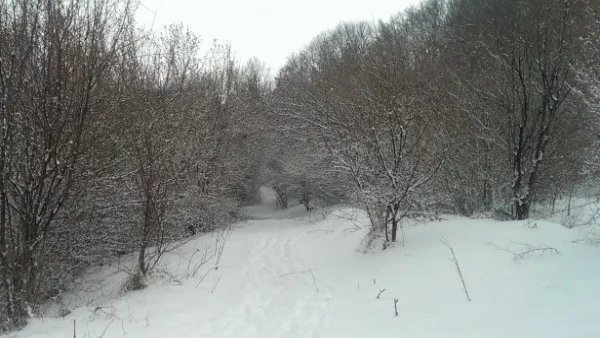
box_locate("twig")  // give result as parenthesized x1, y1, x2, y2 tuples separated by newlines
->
(394, 298, 399, 317)
(214, 227, 233, 270)
(93, 305, 121, 320)
(512, 242, 559, 261)
(192, 246, 215, 277)
(377, 288, 386, 299)
(487, 242, 514, 254)
(276, 270, 310, 278)
(195, 265, 230, 288)
(97, 319, 115, 338)
(211, 277, 221, 293)
(307, 229, 334, 235)
(441, 239, 471, 302)
(309, 269, 319, 293)
(185, 249, 201, 275)
(488, 242, 559, 262)
(120, 317, 126, 338)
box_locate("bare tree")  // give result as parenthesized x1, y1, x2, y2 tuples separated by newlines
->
(440, 0, 595, 219)
(112, 27, 249, 288)
(118, 25, 205, 286)
(0, 0, 133, 330)
(274, 21, 442, 243)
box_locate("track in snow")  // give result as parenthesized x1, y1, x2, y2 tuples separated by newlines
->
(216, 218, 332, 338)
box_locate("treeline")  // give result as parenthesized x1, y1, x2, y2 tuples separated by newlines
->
(0, 0, 269, 331)
(266, 0, 600, 241)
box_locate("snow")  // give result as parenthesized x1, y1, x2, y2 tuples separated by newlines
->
(4, 193, 600, 337)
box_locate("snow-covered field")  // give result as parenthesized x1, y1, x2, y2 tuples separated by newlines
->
(4, 193, 600, 338)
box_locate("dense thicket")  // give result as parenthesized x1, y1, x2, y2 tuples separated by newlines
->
(0, 0, 267, 331)
(271, 0, 600, 241)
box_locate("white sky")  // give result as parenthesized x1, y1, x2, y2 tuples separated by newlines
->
(137, 0, 421, 74)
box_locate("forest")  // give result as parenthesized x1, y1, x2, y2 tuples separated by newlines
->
(0, 0, 599, 332)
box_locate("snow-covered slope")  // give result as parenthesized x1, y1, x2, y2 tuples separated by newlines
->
(4, 203, 600, 338)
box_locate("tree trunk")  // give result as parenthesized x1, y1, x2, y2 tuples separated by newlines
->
(482, 144, 492, 211)
(384, 207, 390, 242)
(482, 179, 491, 211)
(273, 185, 288, 209)
(138, 242, 147, 276)
(3, 261, 31, 331)
(390, 204, 399, 242)
(515, 200, 530, 220)
(300, 194, 310, 211)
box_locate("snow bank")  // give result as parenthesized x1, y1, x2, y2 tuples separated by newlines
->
(4, 206, 600, 338)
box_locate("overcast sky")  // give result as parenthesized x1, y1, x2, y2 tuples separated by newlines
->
(137, 0, 420, 74)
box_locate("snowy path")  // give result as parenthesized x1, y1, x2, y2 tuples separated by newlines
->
(210, 219, 333, 338)
(5, 199, 600, 337)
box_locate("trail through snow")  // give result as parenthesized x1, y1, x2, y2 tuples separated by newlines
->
(4, 190, 600, 337)
(204, 218, 333, 338)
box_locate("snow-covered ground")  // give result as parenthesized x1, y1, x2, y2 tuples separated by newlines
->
(4, 191, 600, 338)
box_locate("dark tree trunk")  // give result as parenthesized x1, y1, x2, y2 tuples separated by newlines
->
(4, 253, 39, 331)
(390, 204, 399, 242)
(515, 201, 530, 220)
(384, 207, 390, 242)
(138, 241, 147, 276)
(4, 274, 27, 331)
(273, 185, 288, 209)
(300, 195, 310, 211)
(482, 179, 491, 211)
